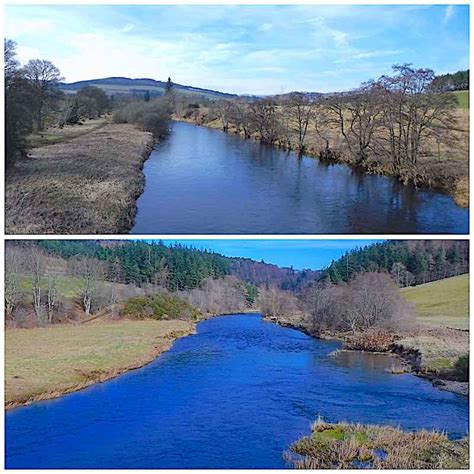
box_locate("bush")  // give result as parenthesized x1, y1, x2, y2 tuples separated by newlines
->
(112, 97, 171, 138)
(123, 293, 201, 321)
(344, 328, 396, 352)
(454, 354, 469, 381)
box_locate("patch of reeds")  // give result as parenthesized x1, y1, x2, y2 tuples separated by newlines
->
(287, 419, 469, 469)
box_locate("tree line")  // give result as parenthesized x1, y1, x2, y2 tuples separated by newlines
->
(5, 239, 468, 334)
(182, 64, 460, 181)
(35, 240, 231, 291)
(431, 69, 469, 92)
(5, 241, 257, 327)
(326, 240, 468, 287)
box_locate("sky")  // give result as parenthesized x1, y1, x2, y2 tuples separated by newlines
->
(159, 239, 384, 270)
(5, 4, 469, 95)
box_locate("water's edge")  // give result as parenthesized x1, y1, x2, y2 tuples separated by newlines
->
(175, 118, 467, 208)
(5, 324, 196, 411)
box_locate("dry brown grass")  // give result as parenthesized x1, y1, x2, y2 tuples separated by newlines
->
(26, 117, 110, 148)
(6, 122, 154, 234)
(288, 420, 469, 469)
(396, 326, 469, 374)
(5, 319, 195, 408)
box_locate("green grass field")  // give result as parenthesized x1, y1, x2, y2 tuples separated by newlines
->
(5, 319, 194, 407)
(19, 275, 88, 298)
(454, 90, 469, 109)
(401, 274, 469, 330)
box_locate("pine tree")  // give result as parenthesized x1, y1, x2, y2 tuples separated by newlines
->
(165, 77, 173, 94)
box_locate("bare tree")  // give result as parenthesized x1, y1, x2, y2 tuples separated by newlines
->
(231, 100, 252, 139)
(301, 281, 333, 333)
(325, 82, 382, 164)
(72, 257, 105, 315)
(5, 245, 22, 320)
(46, 271, 58, 323)
(377, 64, 457, 173)
(25, 246, 46, 323)
(248, 99, 281, 144)
(181, 276, 248, 315)
(257, 285, 298, 319)
(283, 92, 316, 153)
(212, 100, 234, 132)
(22, 59, 62, 131)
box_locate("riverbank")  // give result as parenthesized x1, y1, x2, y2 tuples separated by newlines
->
(5, 120, 154, 234)
(287, 419, 469, 469)
(175, 109, 469, 208)
(264, 313, 469, 396)
(5, 319, 195, 409)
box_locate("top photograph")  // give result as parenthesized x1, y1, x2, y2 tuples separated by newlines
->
(4, 4, 469, 235)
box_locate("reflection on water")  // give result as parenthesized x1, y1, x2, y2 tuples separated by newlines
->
(332, 350, 401, 372)
(132, 122, 468, 234)
(6, 315, 469, 469)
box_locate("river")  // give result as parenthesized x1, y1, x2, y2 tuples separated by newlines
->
(131, 122, 468, 234)
(5, 314, 468, 468)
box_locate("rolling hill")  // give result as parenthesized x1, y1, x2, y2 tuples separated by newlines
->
(401, 274, 469, 330)
(59, 77, 239, 100)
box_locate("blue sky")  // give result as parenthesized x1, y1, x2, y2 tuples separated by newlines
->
(159, 239, 384, 270)
(5, 4, 469, 94)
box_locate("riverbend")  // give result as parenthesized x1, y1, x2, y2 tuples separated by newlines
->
(6, 314, 468, 469)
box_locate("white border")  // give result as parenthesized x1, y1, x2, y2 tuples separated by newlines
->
(1, 0, 472, 473)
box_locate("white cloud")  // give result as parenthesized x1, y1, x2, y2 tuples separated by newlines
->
(443, 5, 455, 25)
(4, 4, 469, 95)
(118, 23, 135, 33)
(259, 23, 273, 32)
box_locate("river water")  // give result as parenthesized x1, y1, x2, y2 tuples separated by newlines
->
(5, 314, 468, 468)
(132, 122, 468, 234)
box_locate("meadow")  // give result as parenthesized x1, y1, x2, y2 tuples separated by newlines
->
(5, 319, 195, 408)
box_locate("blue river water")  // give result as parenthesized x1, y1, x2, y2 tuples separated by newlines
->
(132, 122, 468, 234)
(5, 314, 469, 468)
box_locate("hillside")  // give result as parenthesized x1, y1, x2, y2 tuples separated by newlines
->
(34, 240, 319, 291)
(327, 240, 469, 286)
(59, 77, 238, 100)
(454, 90, 469, 109)
(401, 274, 469, 330)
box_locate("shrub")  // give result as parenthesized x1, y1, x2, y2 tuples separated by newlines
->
(112, 98, 171, 138)
(344, 327, 396, 352)
(454, 354, 469, 381)
(123, 293, 201, 321)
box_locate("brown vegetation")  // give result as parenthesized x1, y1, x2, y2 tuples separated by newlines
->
(344, 328, 397, 353)
(176, 65, 468, 206)
(287, 419, 469, 469)
(5, 121, 154, 234)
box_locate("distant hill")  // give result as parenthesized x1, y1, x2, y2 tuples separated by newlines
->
(33, 240, 321, 292)
(229, 257, 321, 292)
(431, 69, 469, 92)
(59, 77, 239, 101)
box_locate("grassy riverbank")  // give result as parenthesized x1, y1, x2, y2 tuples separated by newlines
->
(5, 119, 154, 234)
(5, 319, 195, 409)
(397, 274, 469, 379)
(177, 103, 469, 207)
(288, 419, 469, 469)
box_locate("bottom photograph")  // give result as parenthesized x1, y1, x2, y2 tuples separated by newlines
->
(4, 239, 469, 469)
